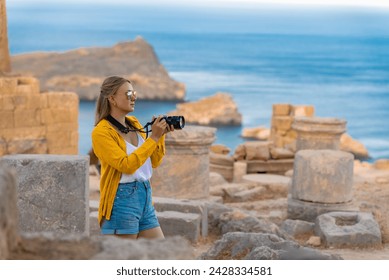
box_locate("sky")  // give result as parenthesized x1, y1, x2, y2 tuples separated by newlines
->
(8, 0, 389, 8)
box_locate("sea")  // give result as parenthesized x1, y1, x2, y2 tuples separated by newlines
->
(7, 2, 389, 161)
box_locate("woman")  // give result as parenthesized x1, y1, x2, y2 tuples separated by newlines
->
(91, 76, 173, 239)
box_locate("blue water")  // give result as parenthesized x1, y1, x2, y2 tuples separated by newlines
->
(7, 3, 389, 160)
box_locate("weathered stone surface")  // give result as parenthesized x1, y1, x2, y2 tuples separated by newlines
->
(7, 138, 47, 154)
(233, 161, 247, 183)
(340, 133, 370, 160)
(0, 77, 79, 156)
(210, 152, 234, 166)
(0, 0, 11, 73)
(2, 154, 89, 236)
(222, 183, 256, 201)
(0, 77, 17, 95)
(291, 150, 354, 203)
(169, 93, 242, 125)
(209, 171, 228, 186)
(12, 37, 185, 101)
(237, 141, 271, 161)
(210, 144, 230, 155)
(157, 211, 201, 243)
(228, 187, 267, 202)
(246, 159, 294, 174)
(306, 236, 321, 247)
(218, 210, 288, 239)
(153, 196, 208, 237)
(270, 104, 314, 150)
(206, 202, 234, 232)
(242, 174, 291, 198)
(291, 105, 315, 117)
(241, 127, 270, 140)
(287, 196, 359, 222)
(292, 117, 346, 151)
(152, 126, 216, 199)
(89, 200, 99, 212)
(272, 103, 291, 116)
(0, 138, 6, 156)
(210, 164, 233, 182)
(0, 162, 19, 260)
(245, 246, 279, 260)
(280, 219, 315, 238)
(10, 233, 193, 260)
(233, 143, 246, 161)
(209, 183, 224, 197)
(207, 195, 223, 204)
(93, 235, 194, 260)
(200, 232, 342, 260)
(314, 212, 382, 248)
(89, 211, 100, 236)
(374, 159, 389, 170)
(270, 147, 294, 159)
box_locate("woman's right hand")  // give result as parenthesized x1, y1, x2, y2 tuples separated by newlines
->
(150, 115, 167, 142)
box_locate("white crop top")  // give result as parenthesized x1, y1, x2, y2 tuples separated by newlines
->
(119, 133, 152, 183)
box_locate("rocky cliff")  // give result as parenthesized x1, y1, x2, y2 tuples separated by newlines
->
(169, 93, 242, 126)
(11, 36, 185, 101)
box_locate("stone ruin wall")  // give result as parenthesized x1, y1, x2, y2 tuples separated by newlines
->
(0, 76, 79, 156)
(210, 103, 315, 182)
(270, 103, 315, 150)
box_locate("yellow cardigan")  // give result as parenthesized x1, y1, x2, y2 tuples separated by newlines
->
(91, 116, 165, 225)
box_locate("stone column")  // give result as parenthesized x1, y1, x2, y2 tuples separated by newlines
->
(0, 0, 11, 73)
(292, 117, 346, 151)
(0, 161, 19, 260)
(288, 150, 357, 221)
(152, 126, 216, 199)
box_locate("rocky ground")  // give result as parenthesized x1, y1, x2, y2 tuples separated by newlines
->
(89, 160, 389, 260)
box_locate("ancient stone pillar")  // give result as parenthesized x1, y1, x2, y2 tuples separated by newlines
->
(0, 0, 11, 73)
(288, 150, 357, 221)
(292, 117, 346, 151)
(152, 126, 216, 199)
(0, 161, 19, 260)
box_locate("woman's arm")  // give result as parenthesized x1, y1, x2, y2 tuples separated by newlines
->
(150, 135, 166, 168)
(92, 127, 158, 174)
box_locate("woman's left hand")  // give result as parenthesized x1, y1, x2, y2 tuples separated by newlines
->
(165, 124, 175, 134)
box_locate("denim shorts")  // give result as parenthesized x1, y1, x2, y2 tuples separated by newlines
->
(100, 180, 160, 235)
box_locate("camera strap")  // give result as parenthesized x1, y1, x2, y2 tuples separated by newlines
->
(106, 115, 153, 138)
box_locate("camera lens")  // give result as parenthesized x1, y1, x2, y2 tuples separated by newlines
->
(178, 116, 185, 129)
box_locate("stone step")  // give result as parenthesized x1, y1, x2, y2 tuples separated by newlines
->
(89, 200, 99, 212)
(153, 196, 208, 238)
(157, 211, 201, 243)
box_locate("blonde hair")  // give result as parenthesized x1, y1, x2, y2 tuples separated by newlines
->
(95, 76, 131, 125)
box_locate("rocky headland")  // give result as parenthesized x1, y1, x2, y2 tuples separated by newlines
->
(11, 36, 185, 101)
(169, 92, 242, 126)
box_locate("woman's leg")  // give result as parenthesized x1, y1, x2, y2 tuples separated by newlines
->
(138, 226, 165, 239)
(116, 233, 138, 240)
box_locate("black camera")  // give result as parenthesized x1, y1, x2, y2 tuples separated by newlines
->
(152, 116, 185, 130)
